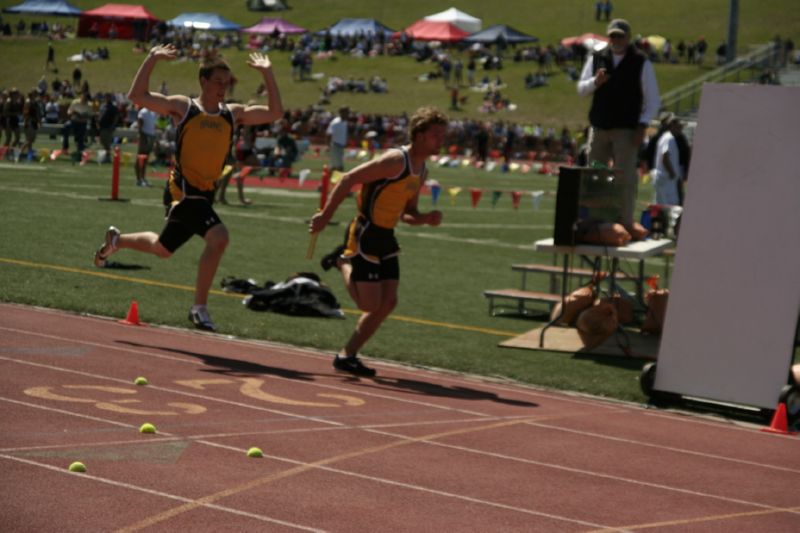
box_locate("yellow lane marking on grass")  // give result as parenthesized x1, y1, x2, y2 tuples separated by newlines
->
(0, 257, 519, 338)
(587, 506, 800, 532)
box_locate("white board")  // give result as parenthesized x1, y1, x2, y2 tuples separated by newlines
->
(654, 84, 800, 409)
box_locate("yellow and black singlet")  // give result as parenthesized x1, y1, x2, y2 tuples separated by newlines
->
(358, 147, 424, 229)
(343, 147, 425, 262)
(166, 99, 234, 204)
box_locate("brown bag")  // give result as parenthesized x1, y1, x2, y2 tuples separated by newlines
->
(576, 301, 619, 350)
(641, 289, 669, 334)
(550, 285, 595, 326)
(600, 293, 634, 324)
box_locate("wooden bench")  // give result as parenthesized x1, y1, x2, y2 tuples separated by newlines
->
(483, 260, 631, 317)
(512, 263, 598, 293)
(514, 261, 641, 292)
(483, 289, 562, 317)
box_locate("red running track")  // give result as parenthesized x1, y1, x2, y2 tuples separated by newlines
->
(0, 303, 798, 532)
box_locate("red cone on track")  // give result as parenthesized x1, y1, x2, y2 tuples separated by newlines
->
(119, 300, 145, 326)
(761, 403, 796, 435)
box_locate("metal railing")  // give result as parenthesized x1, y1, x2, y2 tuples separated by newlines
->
(659, 43, 781, 116)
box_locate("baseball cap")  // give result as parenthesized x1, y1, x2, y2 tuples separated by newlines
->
(607, 19, 631, 37)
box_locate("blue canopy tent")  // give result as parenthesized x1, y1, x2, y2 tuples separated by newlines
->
(3, 0, 81, 16)
(320, 18, 395, 38)
(464, 24, 538, 45)
(166, 12, 242, 31)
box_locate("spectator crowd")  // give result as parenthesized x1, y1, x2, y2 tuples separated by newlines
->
(2, 12, 796, 173)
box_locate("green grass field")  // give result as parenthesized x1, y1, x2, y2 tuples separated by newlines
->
(0, 138, 674, 403)
(1, 0, 797, 126)
(1, 0, 796, 404)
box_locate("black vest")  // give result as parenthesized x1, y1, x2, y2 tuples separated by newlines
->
(589, 46, 646, 129)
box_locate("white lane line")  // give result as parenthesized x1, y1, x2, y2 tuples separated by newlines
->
(2, 315, 791, 477)
(523, 420, 800, 475)
(0, 355, 346, 427)
(369, 427, 796, 513)
(0, 453, 327, 532)
(0, 397, 610, 529)
(0, 325, 500, 417)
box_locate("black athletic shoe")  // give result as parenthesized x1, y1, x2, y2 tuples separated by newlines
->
(333, 355, 376, 377)
(320, 245, 345, 271)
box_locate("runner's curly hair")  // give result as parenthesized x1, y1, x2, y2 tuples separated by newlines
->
(408, 107, 448, 140)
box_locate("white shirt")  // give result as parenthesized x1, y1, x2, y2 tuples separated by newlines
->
(137, 107, 158, 136)
(577, 52, 660, 125)
(654, 131, 681, 180)
(326, 116, 347, 146)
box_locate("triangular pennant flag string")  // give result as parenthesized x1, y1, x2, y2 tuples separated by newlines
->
(511, 191, 522, 210)
(531, 190, 544, 210)
(491, 190, 503, 207)
(470, 188, 483, 208)
(448, 187, 462, 205)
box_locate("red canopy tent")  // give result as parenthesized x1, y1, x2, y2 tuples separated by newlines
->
(402, 20, 469, 42)
(78, 3, 159, 40)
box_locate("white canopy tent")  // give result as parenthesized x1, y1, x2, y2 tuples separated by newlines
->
(424, 7, 481, 34)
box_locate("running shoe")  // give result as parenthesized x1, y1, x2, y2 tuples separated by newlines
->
(93, 226, 120, 268)
(320, 245, 345, 271)
(333, 355, 376, 377)
(188, 306, 216, 331)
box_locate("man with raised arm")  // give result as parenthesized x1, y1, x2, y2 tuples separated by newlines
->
(93, 44, 283, 331)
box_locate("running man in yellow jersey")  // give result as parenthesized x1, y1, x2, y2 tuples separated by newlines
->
(309, 107, 448, 376)
(93, 44, 283, 331)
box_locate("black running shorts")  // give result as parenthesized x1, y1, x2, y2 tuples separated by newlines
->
(349, 253, 399, 282)
(159, 197, 222, 253)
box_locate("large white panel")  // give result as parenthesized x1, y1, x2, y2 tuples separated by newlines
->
(654, 84, 800, 409)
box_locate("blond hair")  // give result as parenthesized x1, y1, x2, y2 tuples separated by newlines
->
(408, 106, 448, 140)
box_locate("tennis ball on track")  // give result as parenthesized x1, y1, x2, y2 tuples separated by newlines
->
(246, 447, 263, 458)
(139, 423, 157, 434)
(68, 461, 87, 473)
(133, 376, 148, 386)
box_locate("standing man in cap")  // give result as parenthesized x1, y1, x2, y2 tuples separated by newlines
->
(577, 18, 660, 240)
(326, 106, 349, 172)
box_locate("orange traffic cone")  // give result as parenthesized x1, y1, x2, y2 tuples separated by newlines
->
(761, 403, 796, 435)
(119, 300, 145, 326)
